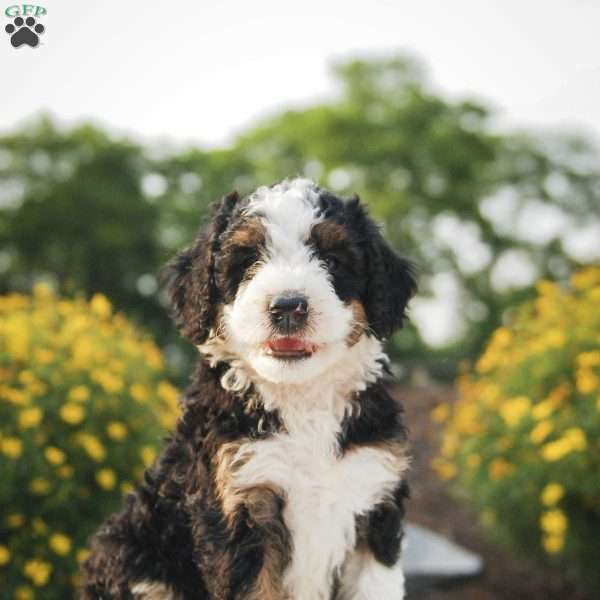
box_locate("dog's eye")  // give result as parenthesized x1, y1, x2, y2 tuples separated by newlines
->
(324, 255, 339, 271)
(242, 254, 257, 270)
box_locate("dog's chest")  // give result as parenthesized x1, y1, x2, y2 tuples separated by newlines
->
(233, 414, 404, 600)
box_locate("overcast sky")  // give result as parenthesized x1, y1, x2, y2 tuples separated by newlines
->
(3, 0, 600, 147)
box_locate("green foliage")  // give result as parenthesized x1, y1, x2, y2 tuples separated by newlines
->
(0, 285, 178, 599)
(435, 267, 600, 591)
(1, 56, 600, 376)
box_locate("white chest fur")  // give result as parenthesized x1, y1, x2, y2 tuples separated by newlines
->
(231, 410, 408, 600)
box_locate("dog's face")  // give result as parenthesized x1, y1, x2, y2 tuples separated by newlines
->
(166, 179, 416, 385)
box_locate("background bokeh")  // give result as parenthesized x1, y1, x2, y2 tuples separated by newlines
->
(1, 2, 599, 599)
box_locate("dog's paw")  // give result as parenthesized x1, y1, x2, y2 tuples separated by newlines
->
(5, 16, 45, 47)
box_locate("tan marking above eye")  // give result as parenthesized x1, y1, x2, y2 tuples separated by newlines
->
(229, 219, 266, 248)
(310, 221, 350, 251)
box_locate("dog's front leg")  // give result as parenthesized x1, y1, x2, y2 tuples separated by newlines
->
(214, 442, 291, 600)
(337, 483, 407, 600)
(239, 487, 291, 600)
(337, 549, 405, 600)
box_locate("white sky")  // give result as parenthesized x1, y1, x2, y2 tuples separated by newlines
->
(2, 0, 600, 146)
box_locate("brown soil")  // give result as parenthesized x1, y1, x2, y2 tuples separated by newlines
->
(396, 384, 590, 600)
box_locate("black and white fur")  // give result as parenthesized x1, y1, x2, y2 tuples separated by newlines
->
(81, 178, 416, 600)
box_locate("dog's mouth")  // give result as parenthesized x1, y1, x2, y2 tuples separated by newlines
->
(263, 337, 317, 360)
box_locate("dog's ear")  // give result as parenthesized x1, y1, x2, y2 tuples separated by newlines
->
(351, 196, 417, 339)
(162, 191, 239, 344)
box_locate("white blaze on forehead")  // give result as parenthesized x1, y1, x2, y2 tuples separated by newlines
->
(244, 178, 322, 257)
(217, 177, 360, 387)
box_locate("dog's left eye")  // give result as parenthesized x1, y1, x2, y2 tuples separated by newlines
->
(324, 255, 339, 271)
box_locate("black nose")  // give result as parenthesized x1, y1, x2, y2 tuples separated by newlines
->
(269, 294, 308, 333)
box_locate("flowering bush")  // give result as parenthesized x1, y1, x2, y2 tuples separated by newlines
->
(0, 285, 179, 600)
(434, 267, 600, 590)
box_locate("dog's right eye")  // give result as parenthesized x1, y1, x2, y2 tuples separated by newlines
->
(230, 247, 259, 273)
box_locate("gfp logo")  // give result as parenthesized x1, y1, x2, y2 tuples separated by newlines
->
(4, 4, 47, 47)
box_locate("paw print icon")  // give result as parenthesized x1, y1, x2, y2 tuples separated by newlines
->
(5, 16, 45, 48)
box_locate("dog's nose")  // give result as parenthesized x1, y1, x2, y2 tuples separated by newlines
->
(269, 294, 308, 332)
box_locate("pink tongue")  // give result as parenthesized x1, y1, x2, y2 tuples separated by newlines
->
(268, 338, 307, 352)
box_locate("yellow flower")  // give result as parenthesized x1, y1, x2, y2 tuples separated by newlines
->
(570, 267, 600, 290)
(49, 533, 72, 556)
(15, 586, 34, 600)
(488, 458, 513, 480)
(24, 559, 52, 586)
(440, 434, 458, 458)
(532, 400, 555, 420)
(76, 434, 106, 461)
(541, 483, 565, 507)
(530, 420, 553, 444)
(121, 481, 134, 495)
(540, 509, 568, 535)
(0, 544, 10, 565)
(68, 385, 90, 402)
(576, 368, 599, 394)
(158, 381, 179, 408)
(96, 468, 116, 490)
(130, 383, 150, 403)
(466, 454, 481, 469)
(541, 438, 572, 462)
(140, 445, 157, 467)
(0, 386, 29, 406)
(77, 549, 91, 563)
(564, 427, 587, 450)
(142, 340, 163, 370)
(106, 421, 128, 441)
(91, 369, 123, 393)
(44, 446, 66, 466)
(32, 518, 48, 535)
(431, 404, 450, 423)
(29, 478, 51, 495)
(59, 402, 85, 425)
(500, 396, 530, 428)
(430, 457, 457, 480)
(542, 534, 565, 554)
(545, 330, 566, 348)
(34, 348, 55, 364)
(18, 407, 43, 429)
(90, 293, 112, 319)
(18, 370, 36, 385)
(492, 327, 512, 347)
(58, 465, 74, 479)
(576, 351, 600, 368)
(7, 513, 25, 528)
(0, 437, 23, 458)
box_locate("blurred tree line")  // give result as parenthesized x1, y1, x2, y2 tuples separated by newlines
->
(1, 55, 599, 380)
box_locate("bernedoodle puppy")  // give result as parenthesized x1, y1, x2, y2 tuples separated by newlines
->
(80, 178, 417, 600)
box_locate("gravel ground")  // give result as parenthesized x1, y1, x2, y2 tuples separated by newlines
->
(396, 384, 590, 600)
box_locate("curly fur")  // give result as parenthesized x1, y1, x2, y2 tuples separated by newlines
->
(80, 178, 416, 600)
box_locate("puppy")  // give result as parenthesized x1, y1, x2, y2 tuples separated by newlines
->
(80, 178, 416, 600)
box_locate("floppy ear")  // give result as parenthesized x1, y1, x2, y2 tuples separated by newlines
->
(353, 198, 417, 339)
(162, 191, 239, 344)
